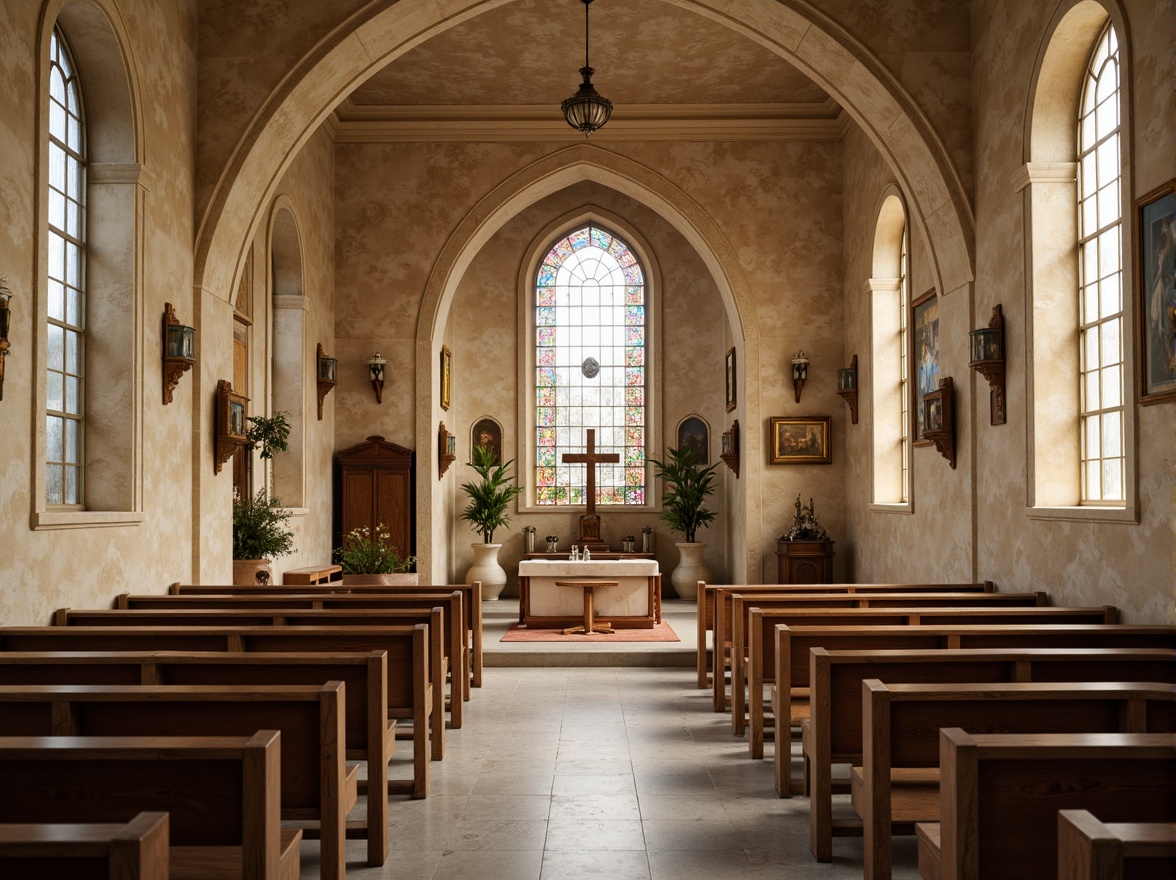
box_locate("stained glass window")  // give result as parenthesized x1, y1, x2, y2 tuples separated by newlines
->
(535, 224, 646, 506)
(46, 26, 85, 506)
(1077, 24, 1124, 504)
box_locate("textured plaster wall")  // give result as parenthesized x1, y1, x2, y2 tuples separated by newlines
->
(334, 139, 847, 589)
(0, 0, 200, 625)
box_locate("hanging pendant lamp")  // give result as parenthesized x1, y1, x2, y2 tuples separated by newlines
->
(561, 0, 612, 136)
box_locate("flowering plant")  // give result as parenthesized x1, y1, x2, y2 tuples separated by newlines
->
(334, 524, 415, 574)
(779, 495, 830, 542)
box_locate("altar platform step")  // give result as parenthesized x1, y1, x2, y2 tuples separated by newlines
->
(482, 598, 697, 668)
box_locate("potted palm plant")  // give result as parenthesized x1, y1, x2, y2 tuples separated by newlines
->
(335, 524, 417, 585)
(460, 443, 524, 600)
(650, 445, 719, 600)
(231, 411, 294, 585)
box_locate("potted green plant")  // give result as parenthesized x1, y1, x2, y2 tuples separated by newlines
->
(650, 445, 720, 600)
(459, 443, 524, 600)
(335, 524, 417, 585)
(231, 411, 294, 585)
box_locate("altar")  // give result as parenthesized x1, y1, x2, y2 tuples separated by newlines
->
(518, 559, 661, 629)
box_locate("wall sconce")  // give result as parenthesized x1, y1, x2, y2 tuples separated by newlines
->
(922, 376, 956, 469)
(836, 354, 858, 424)
(438, 421, 456, 479)
(0, 275, 12, 402)
(214, 379, 249, 474)
(969, 304, 1006, 426)
(790, 350, 809, 403)
(316, 342, 337, 420)
(367, 351, 387, 404)
(720, 419, 740, 478)
(162, 302, 195, 406)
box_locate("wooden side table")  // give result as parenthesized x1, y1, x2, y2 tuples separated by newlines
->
(555, 579, 617, 635)
(775, 540, 835, 584)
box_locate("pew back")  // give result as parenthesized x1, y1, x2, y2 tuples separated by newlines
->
(1058, 810, 1176, 880)
(0, 811, 169, 880)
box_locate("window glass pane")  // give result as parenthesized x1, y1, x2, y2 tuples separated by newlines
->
(65, 329, 79, 373)
(48, 280, 64, 321)
(1101, 411, 1121, 457)
(1098, 227, 1120, 277)
(46, 464, 64, 505)
(1084, 369, 1099, 411)
(1101, 459, 1121, 501)
(1101, 364, 1121, 409)
(1100, 318, 1120, 366)
(65, 418, 78, 463)
(46, 372, 63, 411)
(47, 415, 63, 460)
(65, 375, 79, 412)
(1084, 459, 1100, 499)
(47, 324, 64, 371)
(65, 465, 79, 505)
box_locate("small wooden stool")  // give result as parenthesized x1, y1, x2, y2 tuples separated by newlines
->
(555, 579, 617, 635)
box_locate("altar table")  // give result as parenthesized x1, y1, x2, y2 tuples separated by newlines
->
(518, 559, 661, 629)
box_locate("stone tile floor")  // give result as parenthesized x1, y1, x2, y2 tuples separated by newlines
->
(299, 662, 922, 879)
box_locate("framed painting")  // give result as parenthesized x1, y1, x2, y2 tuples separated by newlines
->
(1136, 178, 1176, 404)
(676, 415, 709, 466)
(471, 416, 502, 464)
(769, 416, 831, 465)
(911, 287, 940, 444)
(440, 345, 452, 411)
(725, 347, 736, 411)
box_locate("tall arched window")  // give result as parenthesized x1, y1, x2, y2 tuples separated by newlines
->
(534, 224, 647, 506)
(45, 26, 86, 506)
(1076, 23, 1123, 503)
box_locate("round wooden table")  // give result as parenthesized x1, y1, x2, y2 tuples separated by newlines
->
(554, 579, 618, 635)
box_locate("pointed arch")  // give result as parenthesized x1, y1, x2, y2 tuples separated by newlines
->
(267, 197, 307, 507)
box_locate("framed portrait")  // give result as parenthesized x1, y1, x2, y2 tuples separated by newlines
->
(1136, 179, 1176, 404)
(911, 288, 940, 444)
(471, 416, 502, 464)
(676, 415, 710, 466)
(440, 345, 452, 411)
(725, 347, 736, 412)
(769, 416, 831, 465)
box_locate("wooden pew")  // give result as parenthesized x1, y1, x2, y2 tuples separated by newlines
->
(54, 604, 463, 730)
(1058, 810, 1176, 880)
(168, 581, 485, 688)
(915, 731, 1176, 880)
(696, 581, 995, 689)
(0, 811, 169, 879)
(721, 592, 1052, 714)
(0, 731, 301, 880)
(799, 646, 1176, 863)
(120, 589, 475, 700)
(0, 623, 437, 796)
(858, 681, 1176, 880)
(0, 649, 395, 861)
(742, 606, 1118, 748)
(0, 681, 357, 880)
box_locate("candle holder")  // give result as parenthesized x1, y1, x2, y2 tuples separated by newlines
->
(162, 302, 196, 405)
(316, 343, 337, 420)
(720, 419, 740, 478)
(836, 354, 858, 424)
(438, 422, 456, 479)
(969, 304, 1005, 425)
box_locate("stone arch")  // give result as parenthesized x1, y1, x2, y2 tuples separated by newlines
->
(267, 198, 306, 507)
(413, 144, 762, 583)
(192, 0, 974, 306)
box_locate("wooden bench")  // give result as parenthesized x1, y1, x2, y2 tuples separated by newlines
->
(799, 646, 1176, 862)
(915, 731, 1176, 880)
(742, 606, 1118, 748)
(58, 602, 464, 730)
(0, 811, 169, 879)
(283, 564, 343, 585)
(1058, 810, 1176, 880)
(0, 731, 301, 880)
(858, 681, 1176, 880)
(119, 590, 475, 700)
(0, 649, 395, 861)
(697, 581, 995, 689)
(167, 581, 485, 688)
(0, 681, 357, 880)
(0, 623, 437, 796)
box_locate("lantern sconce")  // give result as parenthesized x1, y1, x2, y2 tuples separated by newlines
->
(0, 275, 12, 402)
(438, 421, 456, 479)
(836, 354, 858, 424)
(316, 343, 337, 420)
(162, 302, 196, 405)
(790, 350, 809, 403)
(969, 304, 1006, 426)
(367, 351, 387, 404)
(720, 419, 740, 478)
(214, 379, 249, 474)
(922, 376, 956, 469)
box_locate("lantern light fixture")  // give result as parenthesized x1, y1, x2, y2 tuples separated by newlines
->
(367, 351, 387, 404)
(561, 0, 612, 137)
(790, 350, 810, 403)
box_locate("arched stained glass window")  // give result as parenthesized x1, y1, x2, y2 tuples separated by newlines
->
(1077, 23, 1124, 503)
(46, 26, 86, 506)
(535, 224, 646, 506)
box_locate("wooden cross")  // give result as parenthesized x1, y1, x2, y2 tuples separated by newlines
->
(562, 428, 620, 548)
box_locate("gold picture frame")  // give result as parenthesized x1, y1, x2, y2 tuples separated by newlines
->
(440, 345, 452, 411)
(768, 416, 831, 465)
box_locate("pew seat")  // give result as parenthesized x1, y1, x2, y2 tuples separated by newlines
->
(0, 811, 169, 880)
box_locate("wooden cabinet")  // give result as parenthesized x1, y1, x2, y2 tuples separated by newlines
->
(336, 435, 415, 567)
(775, 539, 835, 584)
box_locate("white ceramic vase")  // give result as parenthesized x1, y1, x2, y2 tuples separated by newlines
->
(466, 542, 507, 600)
(671, 542, 711, 600)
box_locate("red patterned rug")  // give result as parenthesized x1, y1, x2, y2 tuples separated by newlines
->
(500, 620, 680, 643)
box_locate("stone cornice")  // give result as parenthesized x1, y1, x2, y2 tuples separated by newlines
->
(1011, 161, 1077, 192)
(332, 100, 848, 143)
